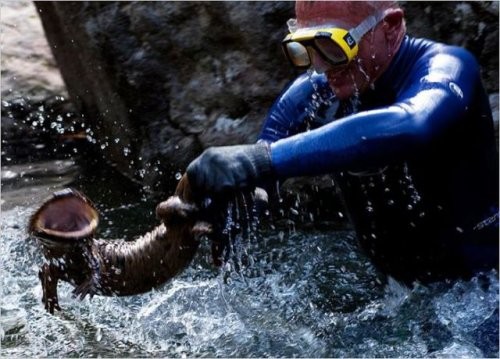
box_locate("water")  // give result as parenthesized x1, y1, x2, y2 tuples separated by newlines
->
(1, 160, 498, 357)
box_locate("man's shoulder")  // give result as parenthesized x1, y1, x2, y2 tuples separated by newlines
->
(407, 36, 477, 66)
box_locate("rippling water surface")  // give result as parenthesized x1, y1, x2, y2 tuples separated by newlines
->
(1, 160, 498, 357)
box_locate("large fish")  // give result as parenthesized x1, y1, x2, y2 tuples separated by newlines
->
(28, 174, 220, 314)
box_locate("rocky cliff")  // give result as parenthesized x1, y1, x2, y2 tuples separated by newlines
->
(32, 1, 296, 192)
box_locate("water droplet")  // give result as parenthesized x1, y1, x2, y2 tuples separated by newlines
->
(95, 327, 102, 342)
(290, 208, 299, 216)
(449, 82, 464, 99)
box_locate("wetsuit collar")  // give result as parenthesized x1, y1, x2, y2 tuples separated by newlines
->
(372, 35, 412, 93)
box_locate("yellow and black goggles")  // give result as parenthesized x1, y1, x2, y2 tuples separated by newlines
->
(282, 11, 386, 69)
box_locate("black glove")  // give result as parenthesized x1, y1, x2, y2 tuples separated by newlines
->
(186, 143, 272, 195)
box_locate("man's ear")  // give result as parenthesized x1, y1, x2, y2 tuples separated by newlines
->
(382, 8, 405, 41)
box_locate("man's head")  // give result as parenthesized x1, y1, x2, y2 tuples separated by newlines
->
(291, 1, 406, 100)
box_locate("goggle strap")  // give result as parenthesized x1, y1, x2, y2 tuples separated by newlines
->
(349, 10, 386, 43)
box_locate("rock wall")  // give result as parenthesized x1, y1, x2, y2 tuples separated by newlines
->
(33, 1, 296, 192)
(17, 1, 499, 201)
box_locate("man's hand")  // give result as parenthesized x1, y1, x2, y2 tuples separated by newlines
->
(186, 143, 272, 195)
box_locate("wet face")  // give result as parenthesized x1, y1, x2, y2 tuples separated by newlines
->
(295, 1, 396, 100)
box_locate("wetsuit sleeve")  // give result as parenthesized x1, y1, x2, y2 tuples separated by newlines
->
(258, 72, 337, 143)
(270, 46, 481, 178)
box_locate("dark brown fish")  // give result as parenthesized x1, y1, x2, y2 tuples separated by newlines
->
(28, 174, 212, 313)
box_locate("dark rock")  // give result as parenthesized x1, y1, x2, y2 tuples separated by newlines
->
(34, 1, 296, 193)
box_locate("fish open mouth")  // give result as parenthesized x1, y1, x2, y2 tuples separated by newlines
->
(29, 188, 99, 243)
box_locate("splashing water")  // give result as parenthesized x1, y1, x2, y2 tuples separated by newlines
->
(348, 69, 362, 113)
(356, 57, 370, 82)
(1, 160, 498, 357)
(306, 70, 340, 128)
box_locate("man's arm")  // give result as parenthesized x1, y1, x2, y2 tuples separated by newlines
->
(259, 71, 337, 143)
(270, 46, 480, 177)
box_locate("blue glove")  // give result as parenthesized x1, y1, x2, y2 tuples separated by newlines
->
(186, 143, 272, 195)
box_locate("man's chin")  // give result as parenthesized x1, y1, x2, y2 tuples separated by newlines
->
(327, 77, 354, 100)
(330, 85, 354, 100)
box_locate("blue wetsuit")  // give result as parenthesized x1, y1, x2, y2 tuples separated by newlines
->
(259, 36, 499, 283)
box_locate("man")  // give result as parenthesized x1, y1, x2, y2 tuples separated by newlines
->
(187, 1, 499, 284)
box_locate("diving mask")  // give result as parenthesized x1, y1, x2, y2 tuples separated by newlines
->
(282, 11, 386, 69)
